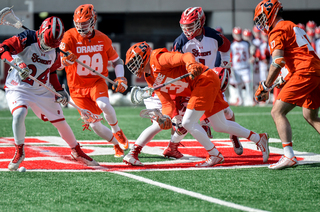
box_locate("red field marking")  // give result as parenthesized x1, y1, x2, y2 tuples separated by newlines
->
(0, 137, 306, 171)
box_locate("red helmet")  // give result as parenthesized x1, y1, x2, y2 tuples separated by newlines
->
(215, 26, 223, 34)
(38, 16, 65, 52)
(252, 26, 261, 39)
(179, 7, 206, 40)
(307, 29, 315, 37)
(253, 0, 283, 34)
(232, 27, 242, 41)
(125, 42, 152, 78)
(297, 23, 306, 31)
(306, 20, 316, 31)
(315, 26, 320, 39)
(242, 29, 252, 41)
(73, 4, 97, 37)
(214, 67, 230, 92)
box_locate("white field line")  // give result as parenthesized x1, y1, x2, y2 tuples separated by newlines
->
(113, 171, 270, 212)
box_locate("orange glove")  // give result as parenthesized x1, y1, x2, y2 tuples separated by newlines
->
(255, 81, 269, 102)
(62, 50, 77, 66)
(186, 62, 202, 80)
(157, 115, 172, 130)
(112, 77, 128, 93)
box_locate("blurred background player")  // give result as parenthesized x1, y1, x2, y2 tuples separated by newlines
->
(230, 27, 254, 106)
(59, 4, 128, 157)
(172, 7, 243, 155)
(125, 42, 269, 167)
(315, 26, 320, 57)
(0, 16, 98, 170)
(252, 26, 261, 47)
(254, 0, 320, 169)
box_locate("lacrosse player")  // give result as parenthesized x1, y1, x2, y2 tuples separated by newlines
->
(0, 16, 99, 170)
(124, 41, 269, 167)
(59, 4, 129, 157)
(254, 0, 320, 169)
(172, 7, 244, 156)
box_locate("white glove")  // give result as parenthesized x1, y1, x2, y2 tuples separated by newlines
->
(18, 62, 31, 80)
(56, 90, 69, 106)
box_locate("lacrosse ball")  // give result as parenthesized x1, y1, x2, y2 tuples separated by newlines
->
(19, 167, 26, 172)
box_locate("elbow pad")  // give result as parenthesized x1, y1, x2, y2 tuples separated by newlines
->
(271, 56, 286, 69)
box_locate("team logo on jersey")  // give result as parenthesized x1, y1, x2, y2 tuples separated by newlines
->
(191, 49, 211, 57)
(31, 53, 51, 65)
(153, 73, 165, 87)
(76, 45, 103, 53)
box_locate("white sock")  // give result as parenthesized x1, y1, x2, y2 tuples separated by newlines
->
(283, 142, 295, 158)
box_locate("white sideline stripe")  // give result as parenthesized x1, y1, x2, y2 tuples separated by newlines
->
(0, 111, 303, 120)
(113, 171, 269, 212)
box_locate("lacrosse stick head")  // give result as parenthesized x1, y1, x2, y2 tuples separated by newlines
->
(80, 109, 103, 124)
(0, 7, 23, 29)
(130, 86, 154, 104)
(139, 109, 163, 121)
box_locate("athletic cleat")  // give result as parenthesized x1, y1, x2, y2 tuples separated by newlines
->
(268, 156, 298, 170)
(113, 129, 129, 150)
(8, 144, 25, 171)
(163, 142, 183, 159)
(230, 135, 243, 155)
(196, 153, 224, 167)
(123, 145, 143, 166)
(256, 133, 270, 162)
(114, 144, 124, 158)
(71, 144, 99, 166)
(202, 125, 213, 139)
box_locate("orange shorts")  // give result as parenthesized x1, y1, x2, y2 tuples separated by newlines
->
(278, 74, 320, 109)
(69, 79, 109, 115)
(187, 69, 229, 116)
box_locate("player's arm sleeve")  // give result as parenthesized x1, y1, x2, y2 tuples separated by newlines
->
(49, 51, 63, 91)
(0, 34, 26, 61)
(217, 34, 231, 62)
(111, 57, 125, 78)
(155, 90, 175, 118)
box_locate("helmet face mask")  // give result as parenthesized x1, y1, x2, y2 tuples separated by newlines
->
(253, 0, 283, 34)
(38, 16, 65, 52)
(179, 7, 205, 40)
(73, 4, 97, 37)
(125, 42, 151, 78)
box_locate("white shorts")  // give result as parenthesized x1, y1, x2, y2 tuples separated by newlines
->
(143, 94, 162, 111)
(6, 89, 65, 123)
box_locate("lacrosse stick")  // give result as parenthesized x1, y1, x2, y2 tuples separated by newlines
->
(0, 7, 127, 92)
(59, 50, 128, 91)
(255, 75, 284, 102)
(139, 109, 164, 121)
(130, 73, 191, 104)
(3, 59, 103, 123)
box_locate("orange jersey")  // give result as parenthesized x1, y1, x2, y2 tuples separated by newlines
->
(268, 21, 320, 76)
(60, 28, 119, 89)
(146, 48, 228, 117)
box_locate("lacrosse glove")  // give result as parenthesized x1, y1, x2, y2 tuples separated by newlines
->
(186, 62, 202, 80)
(157, 115, 172, 130)
(56, 90, 69, 106)
(276, 76, 286, 89)
(255, 81, 270, 102)
(112, 77, 128, 93)
(62, 50, 77, 66)
(17, 62, 31, 80)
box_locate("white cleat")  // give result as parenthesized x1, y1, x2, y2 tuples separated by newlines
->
(268, 156, 298, 170)
(71, 144, 99, 166)
(196, 153, 224, 167)
(123, 153, 143, 166)
(256, 133, 269, 162)
(8, 144, 25, 171)
(230, 135, 243, 155)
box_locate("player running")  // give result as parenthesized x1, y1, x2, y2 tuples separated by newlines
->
(0, 16, 99, 170)
(59, 4, 129, 157)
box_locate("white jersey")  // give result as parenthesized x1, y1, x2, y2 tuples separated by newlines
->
(230, 40, 250, 70)
(4, 30, 61, 95)
(173, 26, 230, 68)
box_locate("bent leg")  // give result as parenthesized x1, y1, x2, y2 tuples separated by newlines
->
(303, 107, 320, 134)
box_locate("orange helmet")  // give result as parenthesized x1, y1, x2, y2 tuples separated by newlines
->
(180, 7, 206, 40)
(232, 27, 242, 41)
(37, 16, 65, 52)
(125, 42, 152, 78)
(242, 28, 252, 41)
(73, 4, 97, 37)
(253, 0, 283, 34)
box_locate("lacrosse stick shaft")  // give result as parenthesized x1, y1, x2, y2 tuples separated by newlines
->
(3, 59, 82, 110)
(153, 73, 191, 90)
(60, 50, 128, 90)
